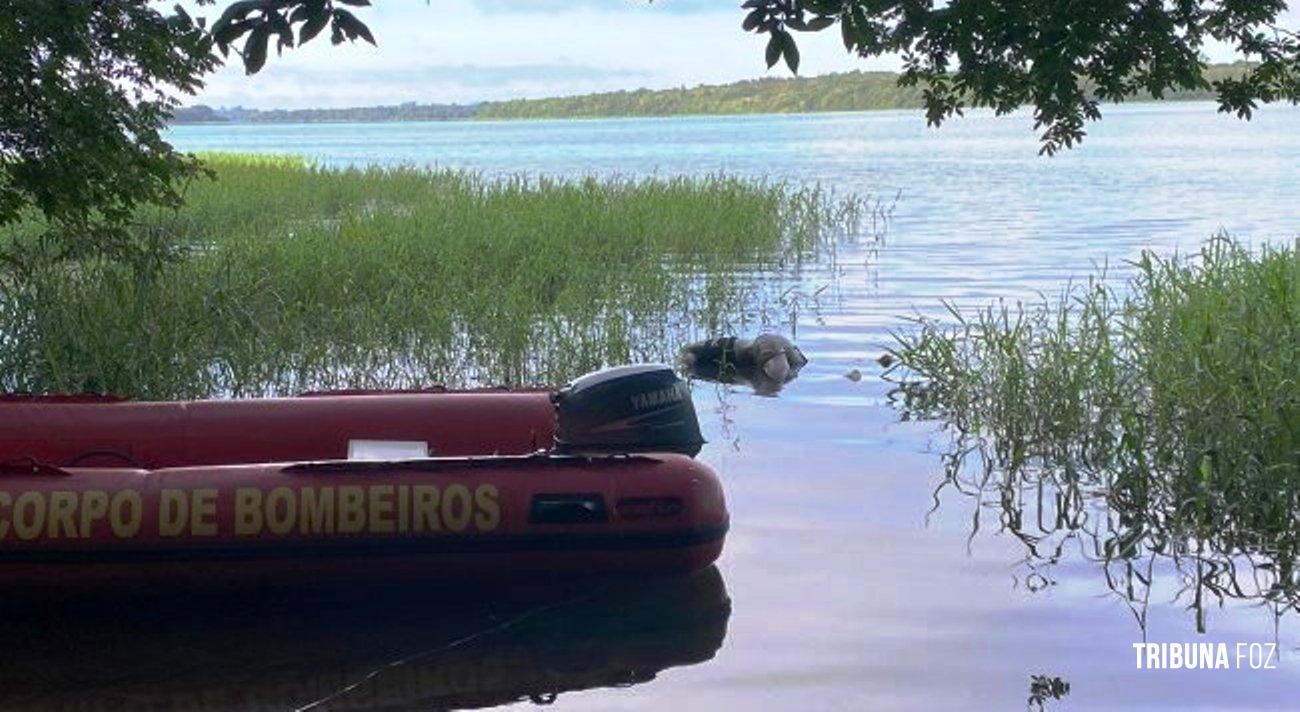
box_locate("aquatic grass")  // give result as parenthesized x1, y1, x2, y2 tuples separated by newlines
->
(889, 236, 1299, 629)
(0, 154, 868, 398)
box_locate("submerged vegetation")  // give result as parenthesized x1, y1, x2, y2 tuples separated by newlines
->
(0, 154, 866, 399)
(889, 237, 1299, 630)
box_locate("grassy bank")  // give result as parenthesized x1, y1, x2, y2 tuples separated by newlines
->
(889, 237, 1299, 625)
(0, 154, 863, 398)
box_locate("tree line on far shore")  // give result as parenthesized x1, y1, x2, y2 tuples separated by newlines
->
(174, 63, 1253, 125)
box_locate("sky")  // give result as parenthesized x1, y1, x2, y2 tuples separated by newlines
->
(188, 0, 893, 109)
(186, 1, 1294, 110)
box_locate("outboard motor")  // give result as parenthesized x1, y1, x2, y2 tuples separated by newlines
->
(553, 365, 705, 457)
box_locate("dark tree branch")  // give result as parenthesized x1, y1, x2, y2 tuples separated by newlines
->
(739, 0, 1299, 153)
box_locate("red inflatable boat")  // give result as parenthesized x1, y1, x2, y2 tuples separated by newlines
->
(0, 366, 726, 588)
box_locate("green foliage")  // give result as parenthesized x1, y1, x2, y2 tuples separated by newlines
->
(0, 1, 218, 269)
(172, 102, 479, 124)
(0, 155, 863, 398)
(0, 1, 378, 272)
(208, 0, 377, 74)
(889, 237, 1300, 627)
(477, 71, 924, 120)
(741, 0, 1300, 153)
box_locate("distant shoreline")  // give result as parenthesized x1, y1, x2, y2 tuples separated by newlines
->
(168, 99, 1237, 128)
(173, 64, 1252, 125)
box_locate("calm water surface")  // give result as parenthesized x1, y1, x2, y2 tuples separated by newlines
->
(53, 105, 1298, 710)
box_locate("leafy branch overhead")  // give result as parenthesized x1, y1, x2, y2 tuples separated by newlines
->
(0, 0, 377, 271)
(740, 0, 1300, 154)
(0, 1, 220, 267)
(205, 0, 377, 75)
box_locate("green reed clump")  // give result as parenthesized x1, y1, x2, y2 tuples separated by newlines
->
(889, 236, 1299, 627)
(0, 154, 864, 398)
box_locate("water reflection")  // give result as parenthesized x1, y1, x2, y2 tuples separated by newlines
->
(0, 568, 729, 710)
(1027, 674, 1070, 710)
(915, 428, 1299, 635)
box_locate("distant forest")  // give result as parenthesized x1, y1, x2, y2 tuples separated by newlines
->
(173, 63, 1251, 124)
(477, 71, 922, 120)
(171, 101, 477, 124)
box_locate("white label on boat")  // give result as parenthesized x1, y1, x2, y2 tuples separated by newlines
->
(347, 439, 429, 461)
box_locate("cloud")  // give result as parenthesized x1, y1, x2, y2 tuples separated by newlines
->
(182, 0, 1298, 109)
(195, 63, 654, 108)
(188, 0, 888, 109)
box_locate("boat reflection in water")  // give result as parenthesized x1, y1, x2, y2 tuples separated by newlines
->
(0, 566, 730, 710)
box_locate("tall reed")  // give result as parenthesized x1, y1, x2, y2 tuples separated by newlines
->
(0, 154, 867, 398)
(889, 236, 1299, 630)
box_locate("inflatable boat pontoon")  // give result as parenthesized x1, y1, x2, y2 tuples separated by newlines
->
(0, 365, 726, 588)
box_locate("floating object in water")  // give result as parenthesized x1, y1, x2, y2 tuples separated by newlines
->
(845, 368, 863, 382)
(876, 353, 896, 368)
(0, 365, 726, 589)
(680, 333, 808, 396)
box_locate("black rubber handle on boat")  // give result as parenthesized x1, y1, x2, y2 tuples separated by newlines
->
(64, 449, 145, 469)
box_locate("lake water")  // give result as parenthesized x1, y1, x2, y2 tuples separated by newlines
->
(30, 105, 1298, 710)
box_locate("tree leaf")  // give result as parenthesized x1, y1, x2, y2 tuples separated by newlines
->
(806, 16, 835, 31)
(332, 8, 375, 45)
(803, 0, 842, 13)
(782, 32, 800, 74)
(765, 33, 782, 68)
(214, 0, 260, 30)
(244, 24, 270, 74)
(212, 18, 253, 48)
(266, 10, 294, 53)
(299, 9, 329, 44)
(841, 15, 856, 51)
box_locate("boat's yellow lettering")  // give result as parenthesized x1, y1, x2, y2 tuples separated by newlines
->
(109, 490, 143, 538)
(161, 488, 220, 537)
(442, 484, 472, 533)
(265, 487, 296, 535)
(48, 491, 79, 539)
(235, 487, 263, 535)
(338, 486, 365, 534)
(0, 490, 132, 541)
(0, 491, 10, 540)
(80, 490, 108, 537)
(413, 485, 441, 532)
(397, 485, 410, 533)
(300, 486, 334, 535)
(368, 485, 395, 534)
(191, 489, 218, 536)
(474, 484, 500, 531)
(159, 489, 188, 537)
(13, 491, 45, 540)
(0, 483, 502, 543)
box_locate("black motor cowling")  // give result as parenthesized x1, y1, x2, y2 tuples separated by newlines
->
(553, 365, 705, 457)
